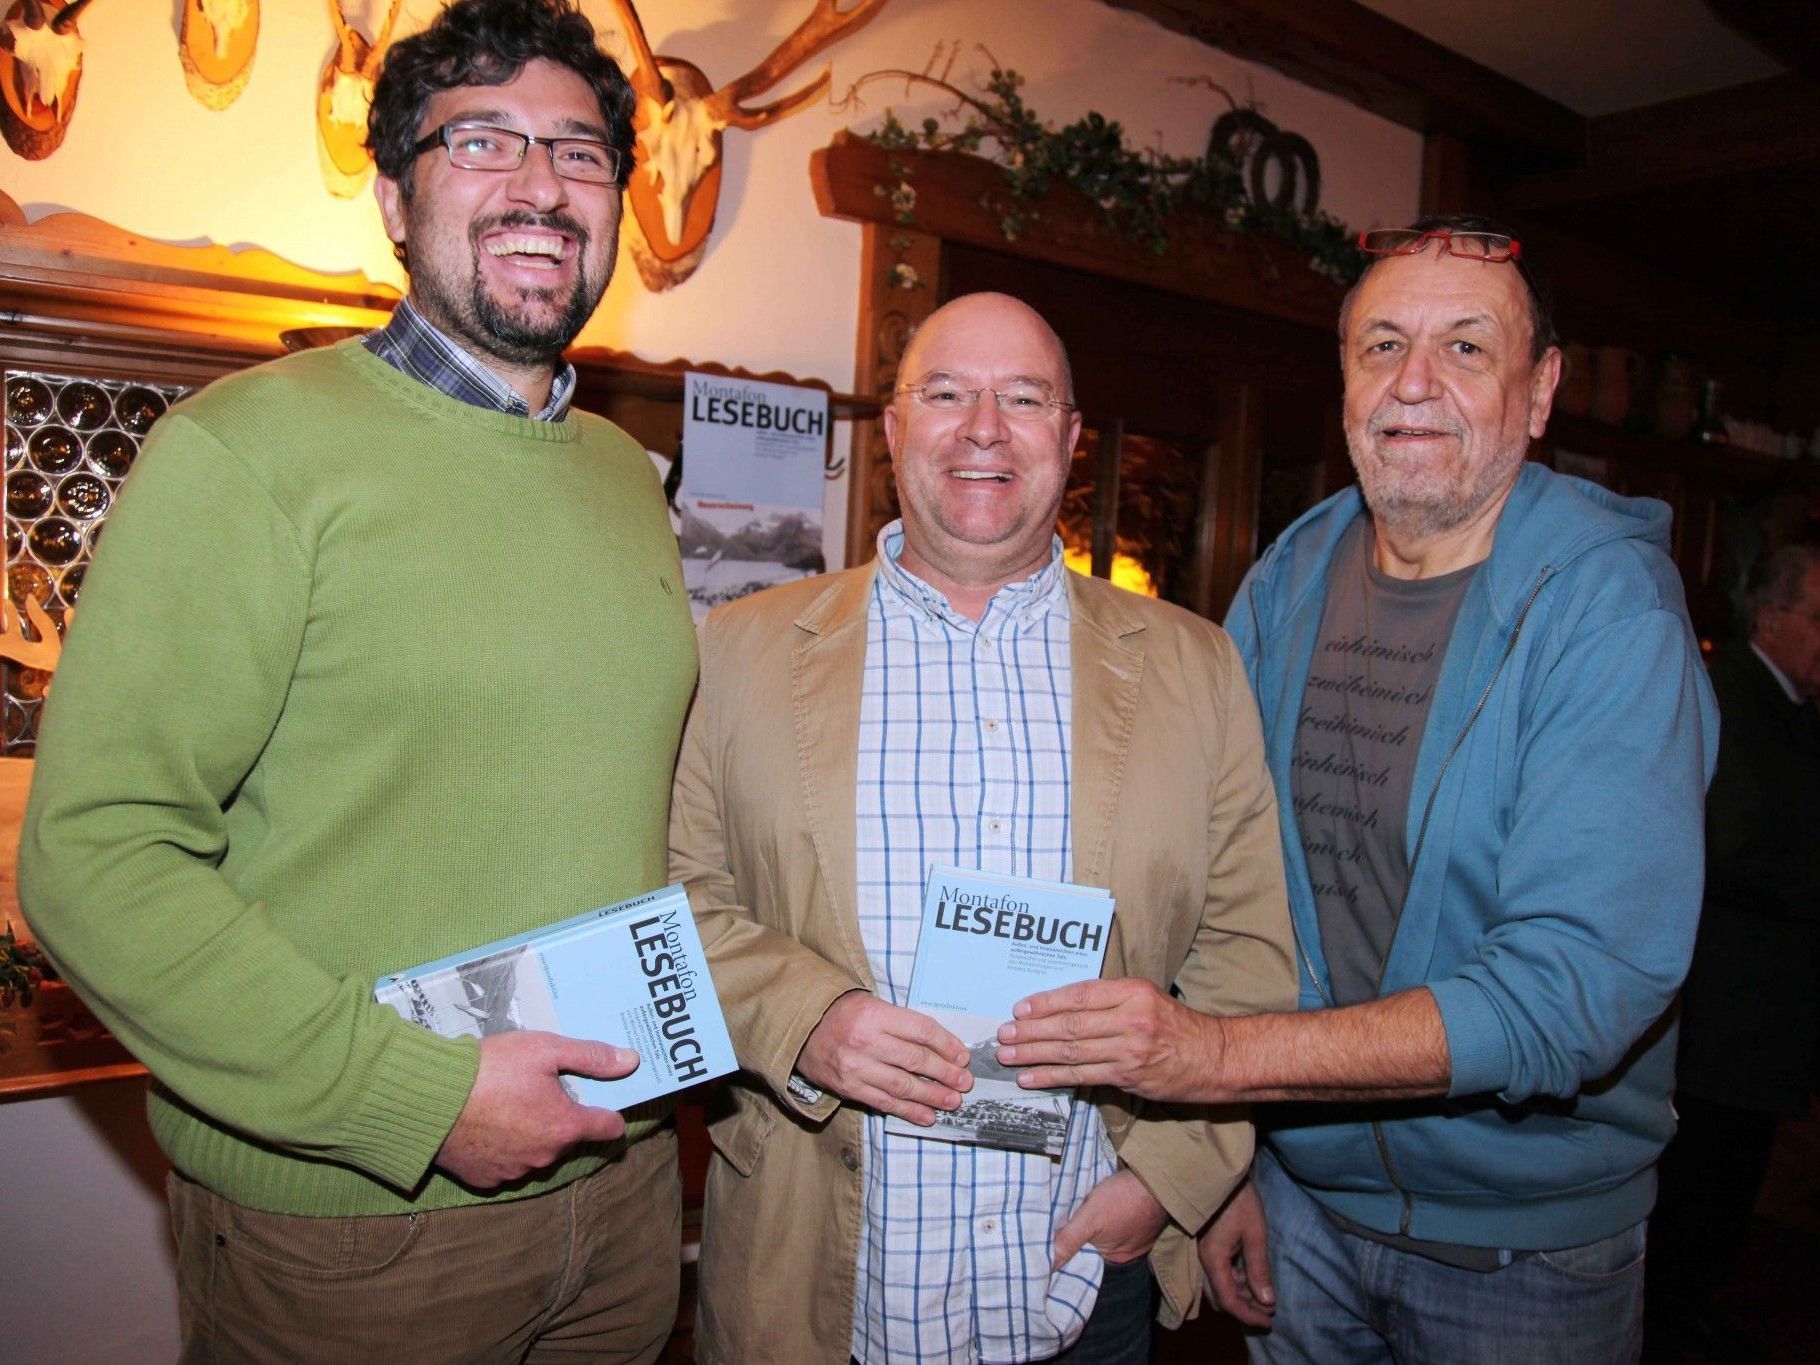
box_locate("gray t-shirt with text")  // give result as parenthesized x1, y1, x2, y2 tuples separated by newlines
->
(1292, 518, 1476, 1007)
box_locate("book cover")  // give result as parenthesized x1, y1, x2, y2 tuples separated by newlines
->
(375, 885, 736, 1110)
(887, 866, 1115, 1156)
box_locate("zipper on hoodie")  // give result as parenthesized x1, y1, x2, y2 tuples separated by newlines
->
(1247, 577, 1340, 1011)
(1362, 563, 1555, 1236)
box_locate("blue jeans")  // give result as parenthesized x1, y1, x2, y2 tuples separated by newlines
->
(1250, 1150, 1645, 1364)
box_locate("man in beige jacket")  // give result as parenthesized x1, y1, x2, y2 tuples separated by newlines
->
(671, 292, 1294, 1364)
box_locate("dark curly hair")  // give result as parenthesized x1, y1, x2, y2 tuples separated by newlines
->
(368, 0, 636, 202)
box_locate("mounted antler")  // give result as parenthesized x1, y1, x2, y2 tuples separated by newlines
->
(0, 0, 98, 160)
(316, 0, 404, 199)
(707, 0, 889, 130)
(605, 0, 890, 291)
(180, 0, 260, 111)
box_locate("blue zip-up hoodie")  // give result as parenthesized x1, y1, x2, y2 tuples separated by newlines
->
(1226, 462, 1718, 1251)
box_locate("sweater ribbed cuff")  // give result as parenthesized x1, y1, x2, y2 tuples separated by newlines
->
(341, 1024, 481, 1193)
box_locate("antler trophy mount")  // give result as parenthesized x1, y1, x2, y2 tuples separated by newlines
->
(0, 0, 96, 160)
(604, 0, 889, 291)
(180, 0, 259, 111)
(317, 0, 403, 198)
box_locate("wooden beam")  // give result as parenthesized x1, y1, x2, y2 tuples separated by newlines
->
(1420, 134, 1479, 216)
(812, 133, 1345, 335)
(1704, 0, 1819, 80)
(1096, 0, 1584, 164)
(1502, 75, 1820, 211)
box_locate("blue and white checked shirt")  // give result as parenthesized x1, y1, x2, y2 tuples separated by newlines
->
(364, 296, 577, 421)
(850, 522, 1118, 1365)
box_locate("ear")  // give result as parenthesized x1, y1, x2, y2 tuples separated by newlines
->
(374, 174, 408, 250)
(1065, 407, 1083, 455)
(883, 399, 902, 459)
(1527, 345, 1563, 439)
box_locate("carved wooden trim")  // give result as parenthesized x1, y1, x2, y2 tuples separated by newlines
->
(0, 193, 401, 384)
(844, 221, 941, 563)
(0, 193, 883, 412)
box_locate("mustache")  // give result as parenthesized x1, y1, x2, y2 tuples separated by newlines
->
(472, 210, 591, 248)
(1370, 409, 1461, 437)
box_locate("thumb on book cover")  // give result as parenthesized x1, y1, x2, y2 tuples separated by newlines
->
(554, 1037, 643, 1082)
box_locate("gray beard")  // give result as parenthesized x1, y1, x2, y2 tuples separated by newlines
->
(1349, 437, 1524, 543)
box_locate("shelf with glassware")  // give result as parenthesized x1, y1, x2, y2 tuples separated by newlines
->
(1538, 412, 1816, 644)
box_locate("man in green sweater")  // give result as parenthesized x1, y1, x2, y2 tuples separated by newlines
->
(18, 2, 697, 1359)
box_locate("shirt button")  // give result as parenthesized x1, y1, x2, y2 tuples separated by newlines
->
(980, 1217, 998, 1233)
(839, 1147, 860, 1172)
(988, 819, 1004, 835)
(984, 718, 1001, 733)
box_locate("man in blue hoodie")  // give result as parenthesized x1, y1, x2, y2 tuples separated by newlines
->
(996, 215, 1717, 1362)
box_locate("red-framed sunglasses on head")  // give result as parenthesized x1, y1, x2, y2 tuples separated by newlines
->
(1358, 227, 1523, 263)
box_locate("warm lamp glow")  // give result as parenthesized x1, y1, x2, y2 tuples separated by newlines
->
(1063, 547, 1158, 597)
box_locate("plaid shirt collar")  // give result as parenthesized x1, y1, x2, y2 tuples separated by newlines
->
(363, 297, 577, 422)
(874, 519, 1070, 630)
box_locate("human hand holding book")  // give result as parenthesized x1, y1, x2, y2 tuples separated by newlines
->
(797, 990, 973, 1126)
(890, 868, 1115, 1155)
(435, 1030, 640, 1189)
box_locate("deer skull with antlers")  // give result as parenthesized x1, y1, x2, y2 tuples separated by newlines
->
(0, 0, 96, 160)
(317, 0, 403, 199)
(604, 0, 889, 291)
(180, 0, 259, 111)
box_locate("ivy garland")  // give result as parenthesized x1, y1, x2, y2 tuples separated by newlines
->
(848, 59, 1366, 287)
(1, 927, 50, 1009)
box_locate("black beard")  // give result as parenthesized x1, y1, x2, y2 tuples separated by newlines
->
(463, 269, 594, 366)
(411, 209, 613, 369)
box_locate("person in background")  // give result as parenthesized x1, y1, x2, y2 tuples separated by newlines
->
(997, 215, 1718, 1364)
(673, 291, 1296, 1365)
(1647, 543, 1820, 1361)
(18, 2, 696, 1359)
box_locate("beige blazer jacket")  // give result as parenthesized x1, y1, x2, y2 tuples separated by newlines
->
(671, 563, 1295, 1365)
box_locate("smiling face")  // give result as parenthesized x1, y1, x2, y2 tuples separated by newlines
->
(1341, 245, 1561, 553)
(884, 293, 1082, 613)
(374, 58, 620, 382)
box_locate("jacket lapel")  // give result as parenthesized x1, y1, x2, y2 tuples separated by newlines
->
(791, 568, 877, 987)
(1067, 575, 1146, 977)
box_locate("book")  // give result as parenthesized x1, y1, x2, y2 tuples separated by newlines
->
(886, 866, 1115, 1156)
(374, 884, 736, 1110)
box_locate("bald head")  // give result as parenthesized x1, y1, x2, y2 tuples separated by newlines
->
(899, 293, 1074, 405)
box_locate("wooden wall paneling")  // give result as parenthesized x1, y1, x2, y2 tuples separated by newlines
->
(1090, 418, 1124, 578)
(1420, 133, 1480, 216)
(1501, 76, 1820, 215)
(1190, 378, 1263, 618)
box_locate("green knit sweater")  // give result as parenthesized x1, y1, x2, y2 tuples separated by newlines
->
(19, 340, 698, 1215)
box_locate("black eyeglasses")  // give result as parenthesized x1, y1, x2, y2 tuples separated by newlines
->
(412, 123, 623, 185)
